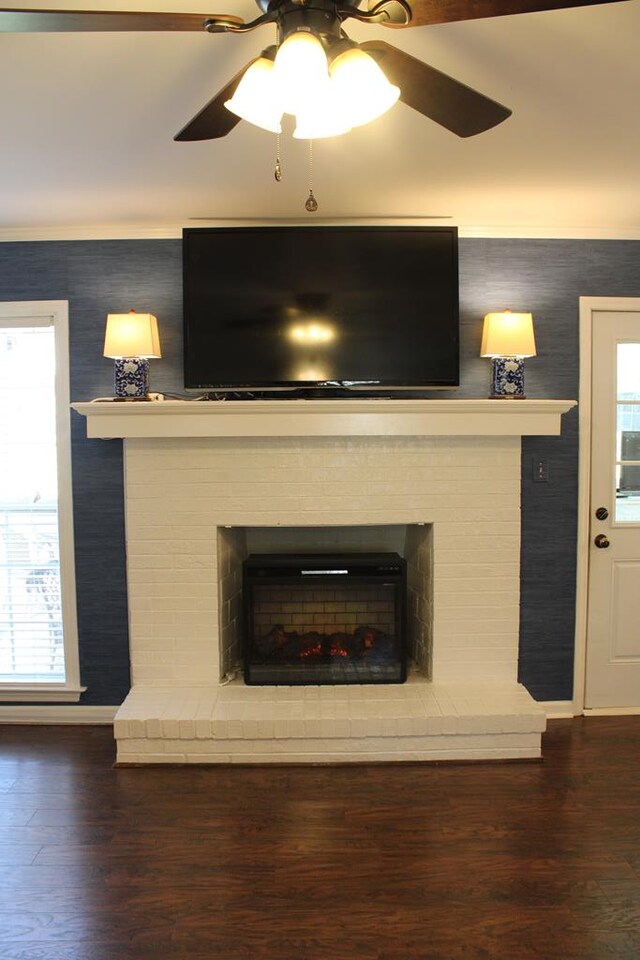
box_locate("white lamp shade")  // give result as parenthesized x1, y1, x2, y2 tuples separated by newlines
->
(480, 311, 536, 358)
(103, 312, 161, 359)
(329, 47, 399, 128)
(274, 32, 329, 116)
(225, 57, 283, 134)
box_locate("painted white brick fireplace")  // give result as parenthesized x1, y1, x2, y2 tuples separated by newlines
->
(74, 399, 574, 764)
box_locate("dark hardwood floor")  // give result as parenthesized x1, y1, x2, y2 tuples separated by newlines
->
(0, 718, 639, 960)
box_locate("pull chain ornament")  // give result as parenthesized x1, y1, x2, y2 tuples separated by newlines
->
(274, 131, 283, 182)
(305, 140, 318, 212)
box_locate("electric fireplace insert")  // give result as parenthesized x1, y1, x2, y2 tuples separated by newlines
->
(243, 553, 407, 685)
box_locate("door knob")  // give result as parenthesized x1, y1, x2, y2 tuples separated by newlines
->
(594, 534, 610, 549)
(595, 507, 609, 520)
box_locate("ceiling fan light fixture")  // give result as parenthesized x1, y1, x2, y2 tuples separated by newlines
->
(224, 56, 283, 133)
(329, 46, 400, 128)
(293, 110, 351, 139)
(274, 31, 330, 116)
(293, 81, 352, 139)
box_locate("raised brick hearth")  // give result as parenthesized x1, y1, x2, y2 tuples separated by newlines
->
(73, 399, 574, 763)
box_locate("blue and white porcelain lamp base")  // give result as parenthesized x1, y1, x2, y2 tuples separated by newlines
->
(489, 356, 527, 399)
(113, 357, 150, 399)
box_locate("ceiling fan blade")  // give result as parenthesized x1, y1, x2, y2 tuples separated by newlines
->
(394, 0, 627, 29)
(0, 8, 243, 32)
(174, 61, 260, 141)
(360, 40, 511, 137)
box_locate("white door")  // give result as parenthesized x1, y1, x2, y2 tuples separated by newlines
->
(585, 307, 640, 709)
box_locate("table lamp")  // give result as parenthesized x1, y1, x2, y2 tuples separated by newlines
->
(103, 311, 161, 399)
(480, 311, 536, 399)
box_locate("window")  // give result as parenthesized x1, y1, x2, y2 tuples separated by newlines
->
(615, 342, 640, 523)
(0, 301, 83, 701)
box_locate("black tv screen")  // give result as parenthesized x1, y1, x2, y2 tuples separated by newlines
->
(183, 226, 459, 393)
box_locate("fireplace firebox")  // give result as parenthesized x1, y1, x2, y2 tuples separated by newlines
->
(243, 553, 407, 685)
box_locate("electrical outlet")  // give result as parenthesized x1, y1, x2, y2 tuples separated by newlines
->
(533, 459, 549, 482)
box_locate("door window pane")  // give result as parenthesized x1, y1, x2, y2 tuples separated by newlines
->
(615, 343, 640, 522)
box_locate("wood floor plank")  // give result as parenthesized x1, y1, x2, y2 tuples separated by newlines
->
(0, 717, 638, 959)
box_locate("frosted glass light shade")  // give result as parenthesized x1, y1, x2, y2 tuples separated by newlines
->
(293, 82, 352, 139)
(274, 32, 329, 116)
(481, 311, 536, 358)
(225, 57, 283, 133)
(329, 47, 399, 127)
(103, 311, 161, 359)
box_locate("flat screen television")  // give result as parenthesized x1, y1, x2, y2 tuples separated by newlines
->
(183, 225, 459, 395)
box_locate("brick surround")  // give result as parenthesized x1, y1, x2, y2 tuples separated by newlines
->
(73, 399, 574, 763)
(125, 435, 522, 685)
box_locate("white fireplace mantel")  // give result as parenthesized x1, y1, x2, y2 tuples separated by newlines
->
(72, 398, 576, 439)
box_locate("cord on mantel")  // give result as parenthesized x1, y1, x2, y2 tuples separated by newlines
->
(88, 396, 156, 403)
(89, 392, 211, 402)
(220, 666, 242, 686)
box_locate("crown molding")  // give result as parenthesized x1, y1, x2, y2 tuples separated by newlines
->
(0, 224, 183, 242)
(457, 225, 640, 240)
(0, 221, 639, 242)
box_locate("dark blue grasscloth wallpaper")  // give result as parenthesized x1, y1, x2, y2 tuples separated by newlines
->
(1, 237, 639, 704)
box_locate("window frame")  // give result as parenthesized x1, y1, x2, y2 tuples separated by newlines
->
(0, 300, 84, 702)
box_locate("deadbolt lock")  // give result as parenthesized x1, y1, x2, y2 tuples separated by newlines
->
(595, 507, 609, 521)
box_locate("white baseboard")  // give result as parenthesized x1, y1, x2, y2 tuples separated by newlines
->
(583, 706, 640, 716)
(540, 700, 577, 719)
(0, 705, 117, 724)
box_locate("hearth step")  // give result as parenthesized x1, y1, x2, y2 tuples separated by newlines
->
(114, 677, 546, 764)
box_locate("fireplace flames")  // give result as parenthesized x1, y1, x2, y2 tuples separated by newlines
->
(257, 623, 390, 662)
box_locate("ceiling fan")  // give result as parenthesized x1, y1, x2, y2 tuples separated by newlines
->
(0, 1, 627, 142)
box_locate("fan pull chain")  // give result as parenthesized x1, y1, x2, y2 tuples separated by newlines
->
(305, 140, 318, 213)
(273, 25, 283, 183)
(274, 131, 283, 182)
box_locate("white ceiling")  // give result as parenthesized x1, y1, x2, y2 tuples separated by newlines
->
(0, 0, 638, 237)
